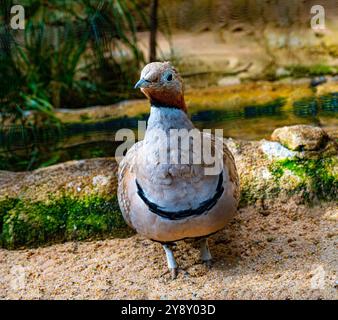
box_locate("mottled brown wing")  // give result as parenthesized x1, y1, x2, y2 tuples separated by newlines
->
(206, 134, 240, 204)
(222, 141, 240, 203)
(117, 141, 143, 228)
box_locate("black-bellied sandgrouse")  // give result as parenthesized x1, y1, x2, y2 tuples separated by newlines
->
(118, 61, 240, 279)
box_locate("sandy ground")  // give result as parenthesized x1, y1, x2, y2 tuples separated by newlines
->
(0, 200, 337, 300)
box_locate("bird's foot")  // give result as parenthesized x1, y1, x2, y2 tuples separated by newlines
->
(202, 259, 213, 269)
(161, 267, 186, 280)
(170, 268, 178, 280)
(162, 244, 178, 280)
(199, 238, 212, 267)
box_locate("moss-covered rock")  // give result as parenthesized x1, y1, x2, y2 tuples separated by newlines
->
(0, 195, 131, 249)
(0, 158, 133, 249)
(269, 157, 337, 202)
(271, 125, 329, 151)
(0, 129, 337, 249)
(233, 130, 337, 206)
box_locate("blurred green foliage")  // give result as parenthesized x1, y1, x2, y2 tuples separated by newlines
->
(286, 64, 337, 78)
(0, 0, 147, 127)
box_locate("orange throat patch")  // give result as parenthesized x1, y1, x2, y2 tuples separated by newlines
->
(142, 88, 187, 112)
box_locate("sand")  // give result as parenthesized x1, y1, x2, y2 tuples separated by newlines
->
(0, 200, 337, 300)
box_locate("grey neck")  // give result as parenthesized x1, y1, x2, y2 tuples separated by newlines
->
(146, 106, 194, 134)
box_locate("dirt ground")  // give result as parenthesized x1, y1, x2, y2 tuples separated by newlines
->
(0, 199, 337, 300)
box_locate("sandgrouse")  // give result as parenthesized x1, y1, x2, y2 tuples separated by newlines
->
(118, 62, 240, 279)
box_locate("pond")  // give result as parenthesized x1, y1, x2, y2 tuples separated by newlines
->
(1, 83, 337, 172)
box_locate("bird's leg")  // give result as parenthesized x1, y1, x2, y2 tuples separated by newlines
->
(163, 244, 178, 279)
(199, 238, 212, 267)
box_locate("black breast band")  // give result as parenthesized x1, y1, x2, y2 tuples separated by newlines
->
(151, 101, 181, 109)
(135, 172, 224, 220)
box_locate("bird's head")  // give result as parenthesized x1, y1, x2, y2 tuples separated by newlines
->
(134, 61, 187, 112)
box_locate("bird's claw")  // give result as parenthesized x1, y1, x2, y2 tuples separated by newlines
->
(171, 268, 178, 280)
(161, 267, 181, 280)
(203, 259, 213, 269)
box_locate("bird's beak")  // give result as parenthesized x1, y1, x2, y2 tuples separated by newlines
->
(134, 78, 149, 89)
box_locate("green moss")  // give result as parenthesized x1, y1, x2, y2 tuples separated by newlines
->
(308, 64, 335, 76)
(286, 64, 335, 77)
(269, 165, 284, 180)
(90, 147, 106, 158)
(0, 198, 20, 237)
(0, 195, 132, 249)
(240, 156, 337, 207)
(269, 157, 337, 201)
(239, 187, 257, 207)
(80, 113, 91, 122)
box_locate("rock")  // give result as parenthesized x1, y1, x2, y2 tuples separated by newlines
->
(227, 139, 337, 209)
(217, 76, 241, 87)
(0, 133, 337, 249)
(92, 175, 109, 187)
(256, 199, 270, 216)
(323, 208, 338, 221)
(271, 125, 329, 151)
(261, 140, 298, 159)
(275, 67, 291, 78)
(310, 76, 327, 87)
(332, 75, 338, 82)
(278, 77, 311, 85)
(266, 32, 286, 49)
(290, 78, 312, 86)
(0, 158, 132, 249)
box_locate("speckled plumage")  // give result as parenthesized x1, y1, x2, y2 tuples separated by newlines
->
(118, 62, 239, 276)
(118, 62, 239, 243)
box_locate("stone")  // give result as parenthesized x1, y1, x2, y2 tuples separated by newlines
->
(271, 125, 329, 151)
(0, 158, 132, 249)
(310, 76, 327, 87)
(0, 134, 336, 249)
(217, 76, 241, 87)
(261, 140, 298, 159)
(92, 175, 109, 187)
(275, 67, 291, 78)
(323, 208, 338, 221)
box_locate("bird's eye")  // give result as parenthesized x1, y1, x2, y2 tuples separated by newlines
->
(166, 73, 173, 81)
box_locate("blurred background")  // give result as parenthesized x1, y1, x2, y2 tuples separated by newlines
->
(1, 0, 337, 171)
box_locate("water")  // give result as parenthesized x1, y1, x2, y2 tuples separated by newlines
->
(1, 90, 337, 172)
